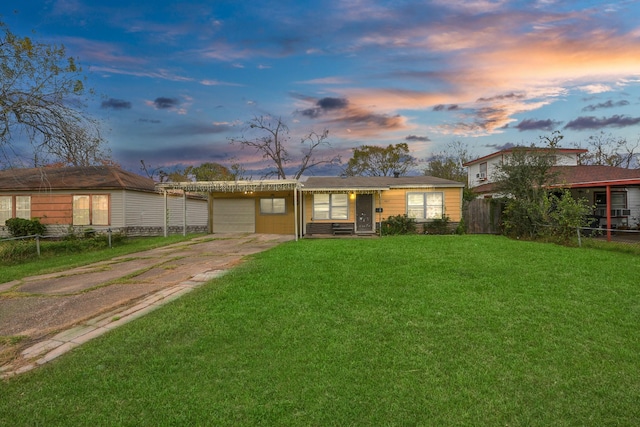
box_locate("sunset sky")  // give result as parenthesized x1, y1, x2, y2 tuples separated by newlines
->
(3, 0, 640, 176)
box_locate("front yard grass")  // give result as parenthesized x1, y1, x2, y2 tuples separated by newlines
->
(1, 235, 639, 425)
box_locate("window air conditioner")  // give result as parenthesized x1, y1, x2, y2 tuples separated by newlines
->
(610, 209, 630, 217)
(478, 172, 487, 181)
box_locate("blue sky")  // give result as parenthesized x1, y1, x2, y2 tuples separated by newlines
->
(3, 0, 640, 176)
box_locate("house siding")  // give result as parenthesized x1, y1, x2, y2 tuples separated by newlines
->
(0, 189, 207, 237)
(627, 188, 640, 226)
(379, 188, 462, 222)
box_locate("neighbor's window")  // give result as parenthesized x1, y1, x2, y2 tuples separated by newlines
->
(73, 195, 109, 226)
(0, 196, 11, 225)
(0, 196, 31, 224)
(15, 196, 31, 219)
(260, 198, 286, 214)
(313, 193, 348, 220)
(595, 192, 626, 209)
(479, 162, 488, 178)
(92, 195, 109, 225)
(407, 192, 444, 220)
(73, 195, 90, 225)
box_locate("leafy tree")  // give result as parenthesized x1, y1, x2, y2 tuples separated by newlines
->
(494, 143, 592, 240)
(344, 143, 416, 177)
(229, 116, 339, 179)
(140, 160, 244, 182)
(424, 141, 476, 200)
(185, 162, 233, 181)
(0, 19, 109, 167)
(546, 189, 592, 242)
(424, 141, 470, 182)
(493, 146, 558, 238)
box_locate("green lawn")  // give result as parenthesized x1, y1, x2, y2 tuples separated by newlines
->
(1, 235, 639, 425)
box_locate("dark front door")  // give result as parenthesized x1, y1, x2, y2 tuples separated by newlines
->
(356, 194, 373, 232)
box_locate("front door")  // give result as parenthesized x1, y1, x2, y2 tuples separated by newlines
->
(356, 194, 373, 232)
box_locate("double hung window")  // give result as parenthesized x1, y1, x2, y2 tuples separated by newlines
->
(313, 193, 348, 220)
(0, 196, 31, 224)
(260, 198, 286, 214)
(73, 195, 109, 225)
(407, 192, 444, 220)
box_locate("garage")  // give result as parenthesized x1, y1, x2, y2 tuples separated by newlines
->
(213, 199, 255, 233)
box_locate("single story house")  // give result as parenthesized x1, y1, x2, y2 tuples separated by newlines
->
(301, 176, 465, 235)
(0, 166, 208, 237)
(157, 175, 465, 238)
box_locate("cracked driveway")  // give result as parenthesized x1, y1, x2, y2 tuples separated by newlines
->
(0, 233, 294, 373)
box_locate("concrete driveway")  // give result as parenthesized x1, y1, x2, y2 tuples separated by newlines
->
(0, 233, 294, 378)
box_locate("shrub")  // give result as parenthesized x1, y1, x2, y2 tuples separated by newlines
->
(381, 214, 417, 235)
(4, 218, 46, 237)
(424, 215, 451, 235)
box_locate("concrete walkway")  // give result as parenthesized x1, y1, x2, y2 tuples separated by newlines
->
(0, 233, 294, 378)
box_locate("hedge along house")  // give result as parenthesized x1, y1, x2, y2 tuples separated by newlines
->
(0, 166, 208, 237)
(300, 176, 465, 235)
(156, 180, 301, 239)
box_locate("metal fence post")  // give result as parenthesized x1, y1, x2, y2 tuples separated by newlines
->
(36, 235, 41, 257)
(577, 227, 582, 248)
(108, 228, 112, 248)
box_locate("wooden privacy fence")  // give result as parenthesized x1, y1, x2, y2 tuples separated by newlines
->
(463, 199, 503, 234)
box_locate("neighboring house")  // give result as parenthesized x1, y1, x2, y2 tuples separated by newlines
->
(464, 147, 587, 191)
(0, 166, 208, 237)
(553, 165, 640, 229)
(464, 147, 640, 231)
(157, 175, 465, 238)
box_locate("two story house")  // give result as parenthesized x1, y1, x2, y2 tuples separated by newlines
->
(463, 147, 640, 230)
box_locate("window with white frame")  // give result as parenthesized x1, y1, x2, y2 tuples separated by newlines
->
(407, 192, 444, 220)
(595, 191, 627, 216)
(0, 196, 11, 225)
(313, 193, 348, 220)
(15, 196, 31, 219)
(260, 198, 286, 214)
(92, 195, 109, 225)
(73, 195, 109, 225)
(0, 196, 31, 224)
(479, 162, 488, 180)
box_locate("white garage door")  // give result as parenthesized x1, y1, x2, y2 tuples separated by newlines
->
(213, 199, 255, 233)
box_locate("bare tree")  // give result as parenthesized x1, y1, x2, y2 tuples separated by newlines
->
(576, 131, 638, 168)
(0, 20, 110, 167)
(229, 116, 340, 179)
(424, 141, 470, 183)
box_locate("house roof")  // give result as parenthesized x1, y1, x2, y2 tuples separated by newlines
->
(0, 166, 157, 192)
(552, 165, 640, 187)
(463, 147, 587, 166)
(301, 176, 465, 191)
